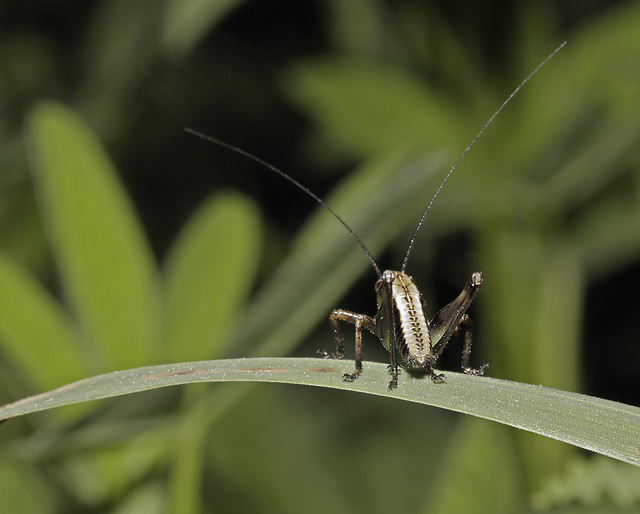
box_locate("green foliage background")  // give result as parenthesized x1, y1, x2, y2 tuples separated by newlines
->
(2, 1, 640, 512)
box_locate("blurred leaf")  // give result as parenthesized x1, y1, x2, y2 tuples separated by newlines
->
(542, 119, 640, 215)
(283, 58, 461, 159)
(111, 481, 167, 514)
(570, 192, 640, 279)
(0, 195, 49, 276)
(26, 102, 161, 371)
(531, 455, 640, 510)
(531, 245, 582, 393)
(59, 429, 169, 505)
(0, 460, 55, 514)
(79, 0, 163, 140)
(162, 0, 244, 56)
(163, 191, 262, 362)
(569, 1, 640, 113)
(204, 386, 351, 513)
(326, 0, 392, 56)
(1, 357, 639, 467)
(168, 383, 248, 514)
(560, 121, 640, 279)
(0, 254, 87, 391)
(426, 419, 522, 514)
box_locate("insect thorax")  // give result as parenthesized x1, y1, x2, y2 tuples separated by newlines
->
(375, 270, 434, 369)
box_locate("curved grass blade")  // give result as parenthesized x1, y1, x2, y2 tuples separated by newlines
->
(1, 357, 638, 467)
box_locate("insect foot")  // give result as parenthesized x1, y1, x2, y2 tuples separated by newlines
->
(317, 349, 343, 360)
(429, 371, 446, 384)
(343, 370, 361, 382)
(463, 363, 489, 376)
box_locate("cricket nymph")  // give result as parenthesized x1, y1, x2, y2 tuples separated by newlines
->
(187, 43, 565, 390)
(325, 269, 486, 388)
(317, 42, 565, 388)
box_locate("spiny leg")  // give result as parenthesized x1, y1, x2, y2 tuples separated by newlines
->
(319, 309, 348, 359)
(320, 309, 376, 382)
(457, 315, 488, 376)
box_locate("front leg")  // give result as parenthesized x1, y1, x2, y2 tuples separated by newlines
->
(319, 309, 376, 382)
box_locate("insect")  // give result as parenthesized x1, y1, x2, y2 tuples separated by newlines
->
(186, 42, 565, 389)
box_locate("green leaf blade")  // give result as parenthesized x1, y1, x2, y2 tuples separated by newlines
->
(1, 357, 638, 467)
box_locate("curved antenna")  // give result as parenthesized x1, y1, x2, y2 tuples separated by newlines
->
(184, 128, 383, 277)
(401, 41, 567, 273)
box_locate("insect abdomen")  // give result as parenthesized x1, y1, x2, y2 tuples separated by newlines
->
(391, 272, 433, 369)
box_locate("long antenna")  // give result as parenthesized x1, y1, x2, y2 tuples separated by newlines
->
(184, 128, 383, 277)
(400, 41, 567, 273)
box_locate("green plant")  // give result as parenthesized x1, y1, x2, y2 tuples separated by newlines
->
(3, 2, 640, 513)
